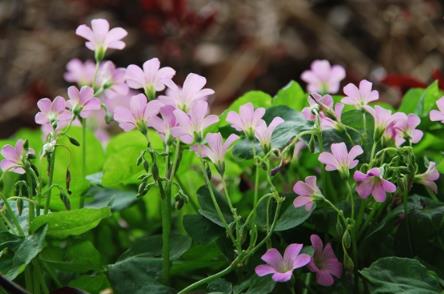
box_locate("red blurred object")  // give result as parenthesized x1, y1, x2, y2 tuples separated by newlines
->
(381, 74, 426, 93)
(432, 69, 444, 90)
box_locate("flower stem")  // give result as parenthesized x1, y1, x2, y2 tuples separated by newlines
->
(199, 161, 234, 243)
(44, 150, 56, 214)
(80, 119, 87, 208)
(25, 167, 35, 227)
(178, 254, 243, 294)
(160, 184, 171, 284)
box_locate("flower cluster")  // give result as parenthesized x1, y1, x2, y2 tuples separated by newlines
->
(2, 19, 443, 294)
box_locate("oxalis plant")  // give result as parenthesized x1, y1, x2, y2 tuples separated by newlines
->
(0, 18, 444, 294)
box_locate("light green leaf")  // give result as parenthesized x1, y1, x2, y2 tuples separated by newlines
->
(30, 208, 111, 238)
(272, 80, 307, 111)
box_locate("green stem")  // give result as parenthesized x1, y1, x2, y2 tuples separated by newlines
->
(80, 119, 87, 208)
(253, 148, 259, 208)
(44, 150, 56, 214)
(346, 180, 355, 219)
(32, 262, 41, 294)
(24, 268, 33, 292)
(302, 273, 311, 294)
(160, 184, 171, 284)
(146, 134, 172, 284)
(178, 254, 243, 294)
(199, 161, 233, 241)
(25, 167, 35, 227)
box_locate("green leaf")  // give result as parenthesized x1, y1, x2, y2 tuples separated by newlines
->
(272, 81, 307, 111)
(40, 239, 102, 273)
(83, 186, 138, 211)
(398, 82, 441, 117)
(398, 88, 425, 114)
(233, 275, 275, 294)
(49, 127, 105, 207)
(265, 106, 312, 148)
(30, 208, 111, 238)
(119, 234, 191, 261)
(208, 279, 233, 294)
(0, 225, 47, 280)
(394, 197, 444, 276)
(256, 196, 313, 231)
(68, 273, 110, 294)
(197, 186, 233, 227)
(107, 256, 173, 294)
(171, 243, 226, 274)
(102, 130, 163, 188)
(422, 81, 441, 116)
(360, 257, 442, 294)
(183, 214, 224, 245)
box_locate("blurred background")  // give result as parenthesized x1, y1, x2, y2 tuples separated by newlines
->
(0, 0, 444, 138)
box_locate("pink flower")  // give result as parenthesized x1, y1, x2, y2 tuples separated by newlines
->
(158, 73, 214, 111)
(307, 234, 342, 286)
(171, 100, 219, 144)
(429, 97, 444, 123)
(255, 117, 284, 149)
(0, 140, 34, 174)
(195, 133, 239, 166)
(113, 94, 162, 132)
(342, 80, 379, 108)
(35, 97, 72, 133)
(255, 243, 311, 282)
(67, 86, 101, 119)
(302, 93, 343, 129)
(226, 103, 266, 137)
(391, 113, 423, 146)
(366, 105, 394, 131)
(353, 168, 396, 202)
(125, 58, 175, 97)
(148, 105, 177, 140)
(318, 142, 363, 173)
(293, 176, 320, 211)
(302, 93, 334, 121)
(415, 162, 440, 193)
(319, 103, 344, 129)
(97, 61, 129, 100)
(301, 60, 346, 94)
(75, 18, 127, 54)
(64, 59, 96, 86)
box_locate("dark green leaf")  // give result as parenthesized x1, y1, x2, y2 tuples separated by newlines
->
(183, 214, 224, 245)
(208, 279, 233, 294)
(83, 186, 138, 211)
(0, 225, 47, 280)
(40, 239, 102, 273)
(256, 196, 313, 231)
(360, 257, 442, 294)
(107, 256, 173, 294)
(119, 234, 191, 261)
(197, 186, 233, 227)
(233, 275, 275, 294)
